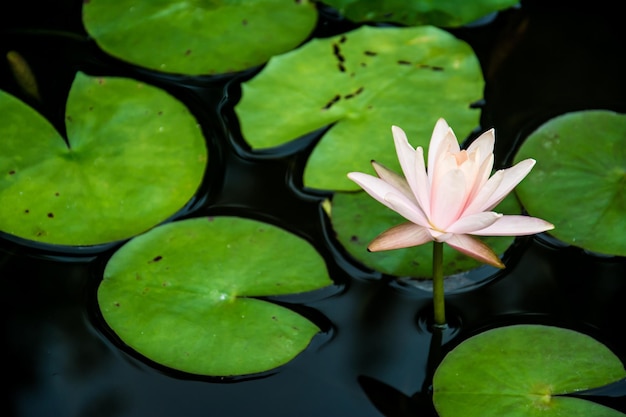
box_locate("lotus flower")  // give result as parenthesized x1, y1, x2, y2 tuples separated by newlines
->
(347, 118, 554, 268)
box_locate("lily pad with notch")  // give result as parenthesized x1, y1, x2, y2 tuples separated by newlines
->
(235, 25, 484, 191)
(433, 324, 626, 417)
(98, 216, 334, 376)
(0, 72, 207, 247)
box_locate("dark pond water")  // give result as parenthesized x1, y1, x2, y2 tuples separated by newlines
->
(2, 1, 626, 416)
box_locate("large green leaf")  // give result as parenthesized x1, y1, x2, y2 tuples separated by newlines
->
(82, 0, 318, 75)
(330, 191, 518, 278)
(433, 325, 626, 417)
(235, 25, 483, 191)
(514, 110, 626, 256)
(323, 0, 519, 27)
(98, 216, 333, 376)
(0, 72, 207, 246)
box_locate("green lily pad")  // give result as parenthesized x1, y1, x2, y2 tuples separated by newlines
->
(433, 324, 626, 417)
(98, 216, 333, 376)
(323, 0, 519, 27)
(330, 191, 518, 278)
(0, 72, 207, 246)
(514, 110, 626, 256)
(235, 25, 483, 191)
(82, 0, 318, 75)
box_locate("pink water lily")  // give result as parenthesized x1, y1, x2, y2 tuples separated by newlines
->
(347, 118, 554, 268)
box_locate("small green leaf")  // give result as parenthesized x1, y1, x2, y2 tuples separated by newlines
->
(235, 25, 483, 191)
(98, 216, 333, 376)
(514, 110, 626, 256)
(433, 325, 626, 417)
(0, 72, 207, 246)
(82, 0, 318, 75)
(323, 0, 519, 27)
(330, 191, 518, 278)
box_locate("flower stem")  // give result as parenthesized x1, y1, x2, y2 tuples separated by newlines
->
(432, 241, 446, 327)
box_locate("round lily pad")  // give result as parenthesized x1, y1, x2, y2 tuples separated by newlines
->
(330, 191, 518, 278)
(323, 0, 519, 27)
(514, 110, 626, 256)
(98, 216, 333, 376)
(0, 72, 207, 246)
(235, 25, 483, 191)
(433, 324, 626, 417)
(82, 0, 318, 75)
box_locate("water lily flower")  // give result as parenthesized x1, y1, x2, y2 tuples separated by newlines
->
(347, 118, 554, 269)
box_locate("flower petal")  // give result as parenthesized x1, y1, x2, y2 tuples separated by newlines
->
(371, 161, 414, 201)
(427, 118, 452, 172)
(481, 159, 536, 211)
(368, 222, 433, 251)
(462, 168, 504, 216)
(443, 234, 505, 268)
(411, 146, 432, 219)
(471, 215, 555, 236)
(446, 211, 502, 234)
(347, 172, 413, 209)
(392, 126, 417, 178)
(430, 168, 466, 230)
(466, 128, 495, 167)
(384, 192, 430, 227)
(463, 152, 494, 211)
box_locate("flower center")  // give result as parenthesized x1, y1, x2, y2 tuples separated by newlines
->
(454, 149, 469, 165)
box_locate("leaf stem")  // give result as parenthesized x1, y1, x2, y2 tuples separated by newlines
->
(432, 241, 446, 327)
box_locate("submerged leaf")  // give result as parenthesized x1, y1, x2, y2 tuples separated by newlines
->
(98, 216, 333, 376)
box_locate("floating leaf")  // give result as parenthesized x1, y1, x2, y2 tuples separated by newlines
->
(323, 0, 519, 27)
(514, 110, 626, 256)
(235, 25, 483, 191)
(98, 216, 333, 376)
(433, 325, 626, 417)
(82, 0, 318, 75)
(0, 72, 207, 246)
(330, 191, 518, 278)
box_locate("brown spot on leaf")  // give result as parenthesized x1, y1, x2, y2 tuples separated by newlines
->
(8, 170, 15, 175)
(344, 86, 364, 99)
(364, 50, 377, 56)
(322, 94, 341, 110)
(150, 255, 163, 263)
(47, 212, 54, 218)
(397, 60, 411, 65)
(185, 49, 191, 56)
